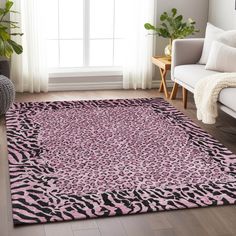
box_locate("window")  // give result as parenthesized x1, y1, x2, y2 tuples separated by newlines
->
(45, 0, 126, 69)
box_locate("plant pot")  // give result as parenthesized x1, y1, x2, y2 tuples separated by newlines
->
(0, 75, 15, 116)
(0, 60, 15, 116)
(0, 60, 10, 78)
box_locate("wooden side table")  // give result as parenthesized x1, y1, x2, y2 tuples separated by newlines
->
(152, 56, 171, 98)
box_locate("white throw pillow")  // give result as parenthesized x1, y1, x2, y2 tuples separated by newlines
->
(199, 23, 224, 65)
(199, 23, 225, 64)
(205, 41, 236, 72)
(217, 30, 236, 47)
(199, 24, 236, 65)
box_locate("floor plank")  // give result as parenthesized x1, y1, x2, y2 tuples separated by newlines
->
(164, 210, 210, 236)
(145, 213, 172, 230)
(191, 208, 231, 236)
(210, 206, 236, 235)
(153, 229, 175, 236)
(120, 214, 156, 236)
(0, 89, 236, 236)
(96, 217, 127, 236)
(8, 224, 45, 236)
(73, 229, 101, 236)
(44, 222, 73, 236)
(70, 219, 98, 231)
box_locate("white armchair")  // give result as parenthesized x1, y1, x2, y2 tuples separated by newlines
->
(170, 38, 236, 119)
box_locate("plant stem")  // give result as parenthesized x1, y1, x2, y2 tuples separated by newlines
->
(0, 13, 6, 23)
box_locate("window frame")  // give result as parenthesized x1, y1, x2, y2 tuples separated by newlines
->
(47, 0, 124, 74)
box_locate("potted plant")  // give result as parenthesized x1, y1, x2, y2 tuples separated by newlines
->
(0, 0, 23, 77)
(144, 8, 199, 58)
(0, 0, 23, 116)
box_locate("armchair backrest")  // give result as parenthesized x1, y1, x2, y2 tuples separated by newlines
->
(171, 38, 205, 81)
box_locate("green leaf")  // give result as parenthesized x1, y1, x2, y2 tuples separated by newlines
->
(175, 22, 182, 29)
(3, 41, 13, 58)
(5, 48, 13, 58)
(159, 28, 170, 38)
(0, 9, 5, 16)
(0, 25, 8, 31)
(0, 0, 23, 58)
(161, 23, 168, 29)
(160, 12, 167, 21)
(0, 39, 4, 55)
(144, 23, 156, 30)
(172, 8, 177, 17)
(5, 0, 14, 11)
(175, 15, 183, 22)
(0, 29, 10, 40)
(8, 39, 23, 54)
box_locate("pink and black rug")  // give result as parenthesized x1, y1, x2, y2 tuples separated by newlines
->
(6, 98, 236, 225)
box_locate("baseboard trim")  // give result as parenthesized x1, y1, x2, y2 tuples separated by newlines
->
(49, 80, 174, 91)
(49, 81, 123, 91)
(152, 80, 173, 89)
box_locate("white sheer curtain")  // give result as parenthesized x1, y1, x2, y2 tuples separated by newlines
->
(123, 0, 155, 89)
(11, 0, 48, 93)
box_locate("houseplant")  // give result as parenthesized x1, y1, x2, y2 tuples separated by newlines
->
(144, 8, 199, 57)
(0, 0, 23, 115)
(0, 0, 23, 77)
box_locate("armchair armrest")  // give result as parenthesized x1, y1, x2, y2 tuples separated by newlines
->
(171, 38, 204, 81)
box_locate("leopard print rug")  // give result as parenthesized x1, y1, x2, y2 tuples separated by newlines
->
(6, 98, 236, 225)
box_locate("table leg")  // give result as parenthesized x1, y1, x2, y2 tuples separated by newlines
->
(159, 68, 169, 98)
(159, 81, 164, 93)
(170, 82, 179, 100)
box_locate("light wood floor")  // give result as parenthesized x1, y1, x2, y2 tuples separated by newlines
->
(0, 89, 236, 236)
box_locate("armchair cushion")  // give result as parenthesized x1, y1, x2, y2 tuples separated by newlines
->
(171, 38, 204, 81)
(174, 64, 220, 89)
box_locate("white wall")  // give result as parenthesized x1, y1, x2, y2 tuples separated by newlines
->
(209, 0, 236, 30)
(0, 0, 5, 7)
